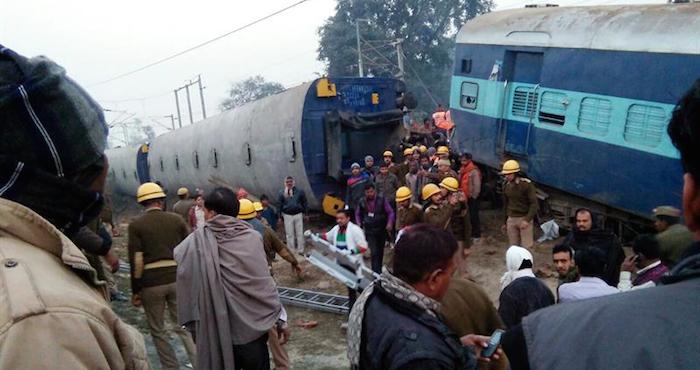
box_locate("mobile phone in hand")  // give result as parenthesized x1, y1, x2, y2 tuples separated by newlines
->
(481, 329, 505, 358)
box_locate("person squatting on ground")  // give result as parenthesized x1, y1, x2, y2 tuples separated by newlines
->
(239, 198, 300, 370)
(0, 45, 149, 369)
(348, 224, 502, 370)
(498, 246, 554, 329)
(175, 187, 287, 370)
(129, 182, 197, 370)
(278, 176, 308, 253)
(355, 184, 395, 274)
(501, 160, 538, 249)
(501, 78, 700, 370)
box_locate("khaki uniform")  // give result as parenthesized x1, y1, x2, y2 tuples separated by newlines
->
(396, 203, 423, 230)
(172, 198, 194, 222)
(128, 208, 196, 370)
(657, 223, 694, 268)
(424, 203, 454, 231)
(390, 162, 410, 186)
(0, 199, 149, 370)
(503, 177, 538, 248)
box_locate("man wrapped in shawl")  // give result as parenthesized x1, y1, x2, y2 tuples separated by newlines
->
(174, 187, 286, 370)
(498, 246, 554, 329)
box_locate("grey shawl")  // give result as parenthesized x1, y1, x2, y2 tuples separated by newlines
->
(174, 214, 281, 370)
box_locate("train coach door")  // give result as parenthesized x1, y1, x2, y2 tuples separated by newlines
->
(136, 144, 151, 183)
(501, 51, 543, 157)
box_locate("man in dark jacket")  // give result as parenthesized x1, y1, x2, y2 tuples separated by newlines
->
(277, 176, 308, 254)
(501, 78, 700, 370)
(355, 184, 395, 273)
(561, 208, 625, 286)
(348, 224, 498, 370)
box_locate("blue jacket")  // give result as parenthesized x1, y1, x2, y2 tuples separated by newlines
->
(360, 285, 476, 370)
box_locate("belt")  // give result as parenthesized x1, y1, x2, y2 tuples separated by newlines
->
(144, 260, 177, 270)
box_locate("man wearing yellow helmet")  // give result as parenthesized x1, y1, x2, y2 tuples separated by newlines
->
(389, 147, 416, 186)
(129, 182, 197, 369)
(382, 150, 396, 168)
(423, 183, 456, 232)
(439, 177, 472, 278)
(501, 160, 538, 249)
(395, 186, 423, 232)
(173, 187, 194, 222)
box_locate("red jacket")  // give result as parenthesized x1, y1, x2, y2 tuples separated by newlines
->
(459, 161, 481, 198)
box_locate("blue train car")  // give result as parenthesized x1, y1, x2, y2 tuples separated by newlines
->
(107, 77, 411, 209)
(449, 4, 700, 220)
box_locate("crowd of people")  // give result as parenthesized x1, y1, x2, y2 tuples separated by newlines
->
(1, 45, 699, 370)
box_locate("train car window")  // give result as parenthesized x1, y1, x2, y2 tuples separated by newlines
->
(460, 82, 478, 110)
(511, 87, 538, 118)
(211, 148, 219, 168)
(538, 91, 567, 125)
(193, 151, 199, 169)
(175, 154, 180, 171)
(133, 171, 137, 180)
(624, 104, 666, 147)
(122, 169, 127, 179)
(461, 59, 472, 74)
(159, 157, 164, 172)
(578, 97, 612, 136)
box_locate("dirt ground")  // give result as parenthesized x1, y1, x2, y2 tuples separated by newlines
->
(110, 208, 561, 370)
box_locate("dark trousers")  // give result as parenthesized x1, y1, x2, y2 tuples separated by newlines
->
(340, 262, 358, 312)
(233, 333, 270, 370)
(467, 197, 481, 238)
(366, 229, 387, 274)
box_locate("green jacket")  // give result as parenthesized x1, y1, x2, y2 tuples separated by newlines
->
(657, 223, 694, 268)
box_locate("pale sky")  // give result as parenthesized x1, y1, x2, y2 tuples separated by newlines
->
(1, 0, 664, 146)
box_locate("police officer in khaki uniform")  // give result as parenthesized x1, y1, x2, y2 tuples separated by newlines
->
(172, 187, 194, 222)
(395, 186, 423, 231)
(653, 205, 694, 268)
(439, 177, 472, 278)
(422, 183, 455, 231)
(129, 182, 197, 370)
(501, 160, 538, 249)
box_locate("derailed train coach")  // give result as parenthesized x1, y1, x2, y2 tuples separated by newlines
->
(449, 4, 700, 226)
(107, 77, 414, 209)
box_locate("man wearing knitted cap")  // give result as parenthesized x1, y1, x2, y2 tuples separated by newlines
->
(0, 46, 148, 368)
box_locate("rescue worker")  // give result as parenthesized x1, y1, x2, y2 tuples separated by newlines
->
(238, 199, 300, 370)
(0, 45, 148, 369)
(423, 183, 456, 231)
(436, 145, 451, 161)
(128, 182, 197, 370)
(389, 147, 414, 186)
(440, 177, 472, 278)
(395, 186, 423, 233)
(427, 158, 458, 183)
(254, 201, 269, 226)
(653, 205, 694, 268)
(419, 145, 428, 154)
(173, 187, 194, 222)
(501, 160, 538, 249)
(356, 184, 395, 273)
(382, 150, 395, 168)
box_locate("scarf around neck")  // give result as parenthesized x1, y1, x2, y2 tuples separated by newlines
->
(347, 268, 441, 367)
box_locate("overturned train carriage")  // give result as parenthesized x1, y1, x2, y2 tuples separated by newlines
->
(107, 77, 412, 209)
(450, 4, 700, 224)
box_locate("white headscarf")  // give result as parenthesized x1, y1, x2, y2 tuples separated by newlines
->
(500, 245, 536, 290)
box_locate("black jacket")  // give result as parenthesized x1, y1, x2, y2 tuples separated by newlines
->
(277, 187, 308, 215)
(562, 229, 625, 285)
(360, 285, 476, 370)
(498, 277, 554, 329)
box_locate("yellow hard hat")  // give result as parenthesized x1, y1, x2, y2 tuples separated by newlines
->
(383, 150, 393, 157)
(238, 199, 256, 220)
(501, 160, 520, 175)
(177, 187, 189, 196)
(422, 183, 441, 201)
(436, 146, 449, 155)
(253, 201, 264, 212)
(419, 145, 428, 153)
(403, 147, 414, 156)
(396, 186, 412, 203)
(439, 177, 459, 192)
(136, 182, 166, 203)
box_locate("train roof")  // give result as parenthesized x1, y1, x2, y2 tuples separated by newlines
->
(456, 4, 700, 55)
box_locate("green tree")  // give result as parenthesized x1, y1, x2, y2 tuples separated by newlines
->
(318, 0, 492, 111)
(219, 76, 285, 111)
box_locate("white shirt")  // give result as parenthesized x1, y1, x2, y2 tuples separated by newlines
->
(558, 277, 619, 303)
(325, 222, 367, 253)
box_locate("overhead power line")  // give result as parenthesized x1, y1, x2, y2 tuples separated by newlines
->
(88, 0, 312, 87)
